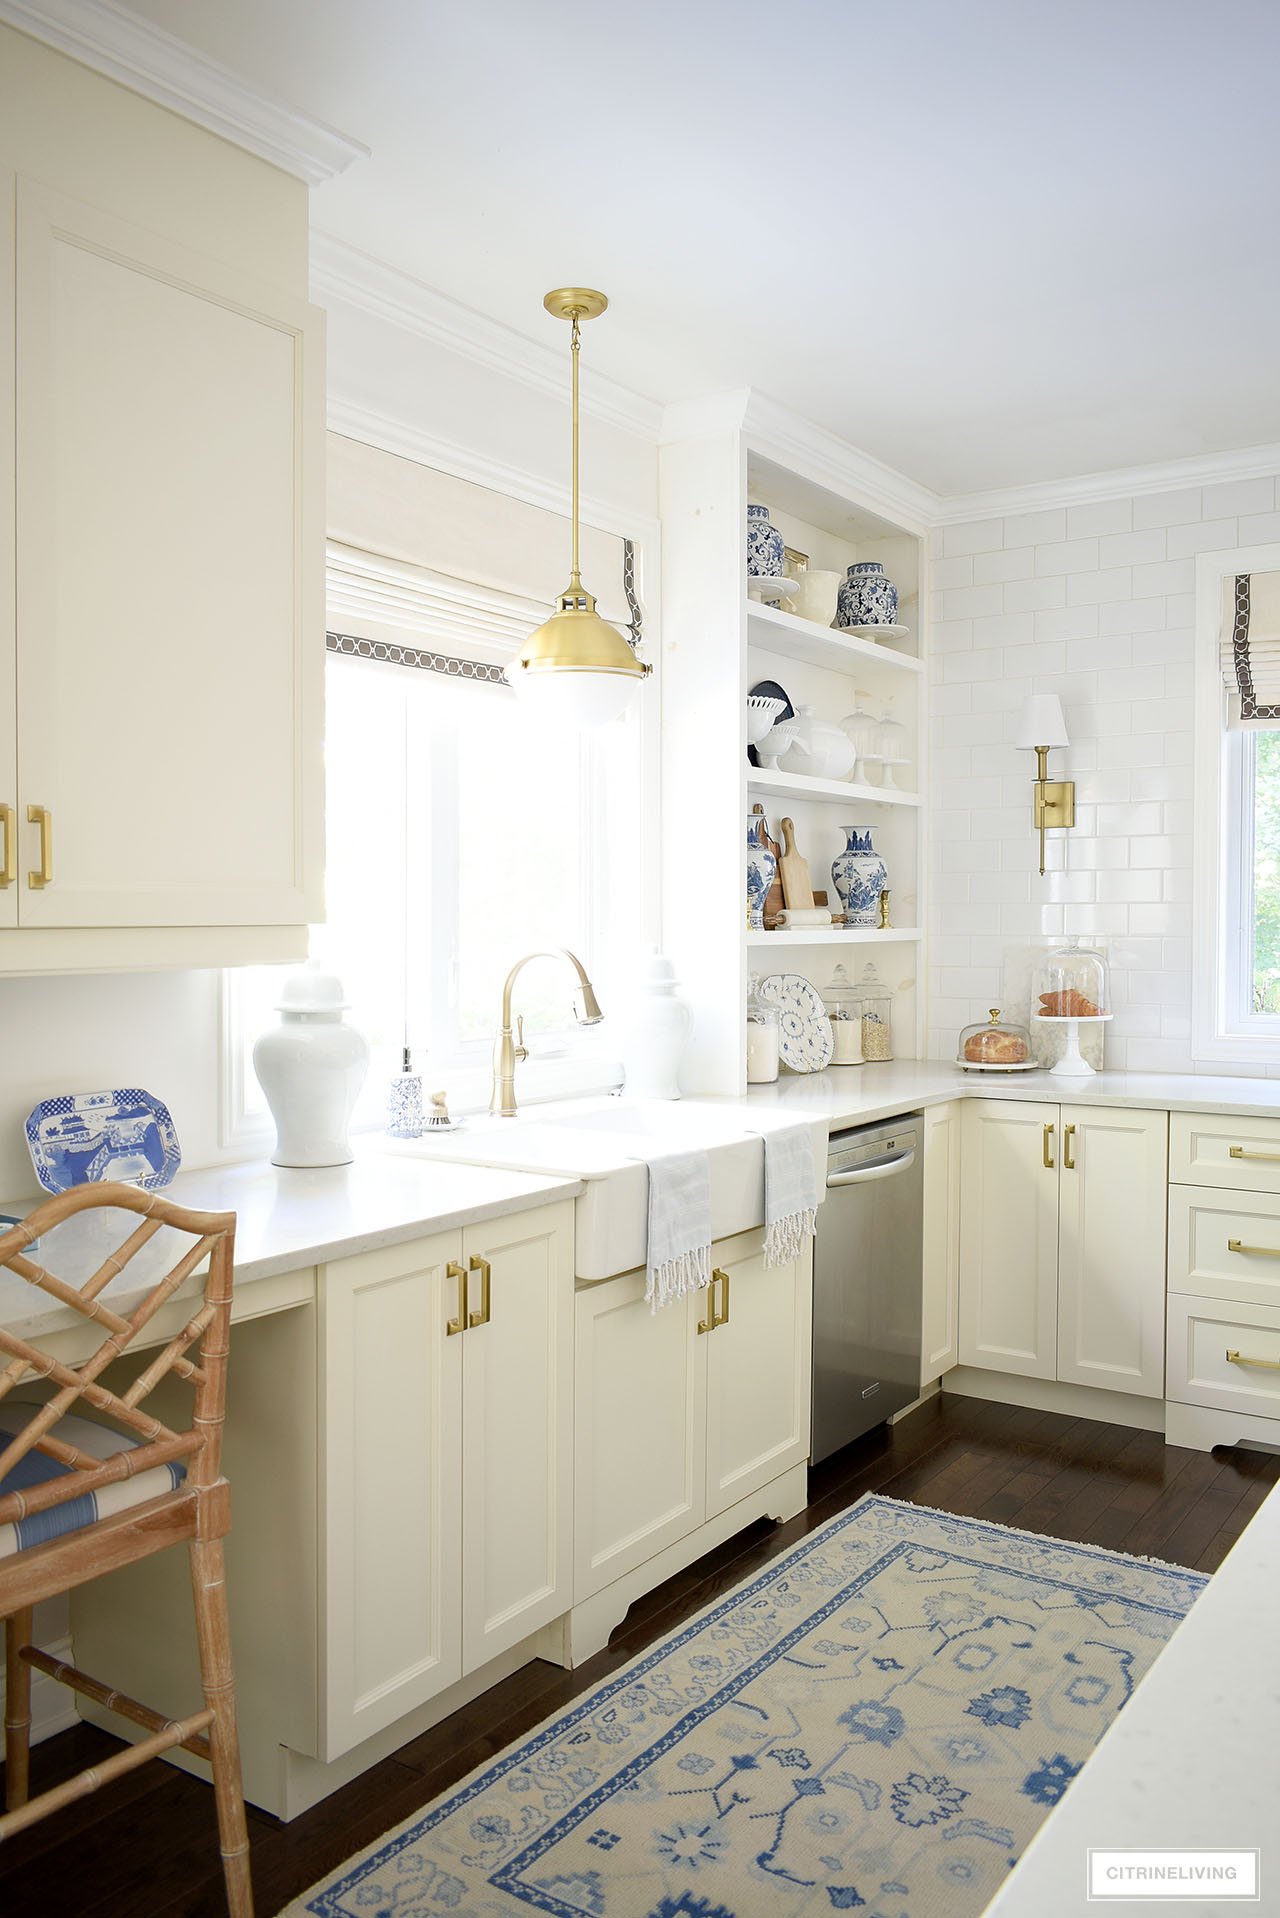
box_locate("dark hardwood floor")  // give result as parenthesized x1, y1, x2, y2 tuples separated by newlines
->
(3, 1391, 1277, 1917)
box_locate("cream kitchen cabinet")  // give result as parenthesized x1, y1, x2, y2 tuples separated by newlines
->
(922, 1101, 962, 1382)
(572, 1226, 811, 1652)
(319, 1202, 574, 1758)
(0, 35, 323, 970)
(959, 1099, 1167, 1398)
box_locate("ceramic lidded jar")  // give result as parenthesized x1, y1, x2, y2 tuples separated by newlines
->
(831, 827, 888, 927)
(745, 809, 777, 929)
(620, 947, 692, 1101)
(836, 560, 899, 628)
(253, 964, 369, 1167)
(746, 502, 785, 578)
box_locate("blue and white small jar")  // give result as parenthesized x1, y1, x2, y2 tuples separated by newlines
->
(746, 811, 777, 929)
(831, 827, 888, 928)
(746, 503, 785, 578)
(836, 561, 899, 628)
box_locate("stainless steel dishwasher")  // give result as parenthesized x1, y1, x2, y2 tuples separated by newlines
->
(811, 1113, 923, 1464)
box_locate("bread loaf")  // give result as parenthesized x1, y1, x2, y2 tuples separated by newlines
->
(964, 1029, 1028, 1065)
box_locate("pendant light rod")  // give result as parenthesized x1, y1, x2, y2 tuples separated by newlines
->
(543, 286, 607, 584)
(570, 310, 581, 582)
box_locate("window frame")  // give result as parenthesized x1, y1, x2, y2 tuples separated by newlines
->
(1192, 539, 1280, 1064)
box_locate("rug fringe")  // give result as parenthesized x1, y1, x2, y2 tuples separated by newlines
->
(854, 1491, 1209, 1584)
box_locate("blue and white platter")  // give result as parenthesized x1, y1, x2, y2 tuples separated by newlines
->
(757, 973, 834, 1074)
(24, 1088, 182, 1195)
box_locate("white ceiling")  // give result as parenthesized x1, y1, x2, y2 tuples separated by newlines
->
(117, 0, 1280, 494)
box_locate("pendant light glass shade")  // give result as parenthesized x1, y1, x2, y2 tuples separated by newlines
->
(507, 287, 650, 726)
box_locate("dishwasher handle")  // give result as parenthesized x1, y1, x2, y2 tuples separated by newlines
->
(827, 1147, 917, 1188)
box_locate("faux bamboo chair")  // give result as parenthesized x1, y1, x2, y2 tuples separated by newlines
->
(0, 1181, 251, 1916)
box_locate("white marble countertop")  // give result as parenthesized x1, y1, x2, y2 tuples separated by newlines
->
(0, 1150, 582, 1349)
(987, 1477, 1280, 1916)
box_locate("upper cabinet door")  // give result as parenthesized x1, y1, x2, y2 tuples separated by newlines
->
(959, 1099, 1060, 1380)
(0, 171, 16, 931)
(14, 181, 323, 927)
(1057, 1105, 1168, 1398)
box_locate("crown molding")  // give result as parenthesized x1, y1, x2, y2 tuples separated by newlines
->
(312, 232, 664, 445)
(743, 392, 938, 535)
(0, 0, 367, 184)
(932, 439, 1280, 525)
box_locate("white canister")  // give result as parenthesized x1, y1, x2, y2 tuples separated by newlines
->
(619, 947, 692, 1101)
(253, 965, 369, 1167)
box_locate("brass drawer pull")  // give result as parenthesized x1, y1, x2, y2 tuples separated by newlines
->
(1043, 1123, 1055, 1171)
(0, 803, 13, 887)
(26, 804, 51, 889)
(713, 1268, 730, 1328)
(696, 1280, 717, 1335)
(467, 1254, 492, 1329)
(1063, 1123, 1076, 1171)
(445, 1260, 467, 1336)
(1229, 1146, 1280, 1163)
(1227, 1238, 1280, 1259)
(1226, 1347, 1280, 1371)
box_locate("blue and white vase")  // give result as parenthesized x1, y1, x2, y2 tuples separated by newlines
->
(835, 560, 899, 628)
(746, 502, 785, 578)
(746, 811, 777, 929)
(831, 827, 888, 928)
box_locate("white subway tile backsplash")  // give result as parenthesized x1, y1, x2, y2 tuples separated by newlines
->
(929, 478, 1280, 1064)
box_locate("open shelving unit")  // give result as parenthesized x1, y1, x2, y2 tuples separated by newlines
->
(659, 396, 930, 1093)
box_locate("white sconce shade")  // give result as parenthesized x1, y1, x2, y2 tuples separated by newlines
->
(1016, 693, 1070, 750)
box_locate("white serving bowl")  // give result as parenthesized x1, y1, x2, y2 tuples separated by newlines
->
(746, 694, 787, 745)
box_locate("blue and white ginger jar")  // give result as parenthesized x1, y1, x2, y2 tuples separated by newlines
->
(836, 560, 899, 628)
(831, 827, 888, 927)
(746, 503, 785, 578)
(746, 812, 777, 929)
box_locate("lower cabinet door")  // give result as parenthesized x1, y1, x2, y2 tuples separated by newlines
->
(958, 1100, 1059, 1379)
(574, 1270, 706, 1602)
(1057, 1105, 1168, 1397)
(922, 1102, 961, 1382)
(704, 1229, 812, 1521)
(460, 1202, 574, 1672)
(319, 1232, 463, 1759)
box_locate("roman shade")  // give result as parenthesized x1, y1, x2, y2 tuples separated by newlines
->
(1221, 570, 1280, 727)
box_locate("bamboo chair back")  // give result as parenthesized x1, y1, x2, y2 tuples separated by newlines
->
(0, 1182, 237, 1531)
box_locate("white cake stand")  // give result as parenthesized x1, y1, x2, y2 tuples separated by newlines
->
(1034, 1012, 1112, 1077)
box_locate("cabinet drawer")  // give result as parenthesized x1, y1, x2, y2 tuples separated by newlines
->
(1168, 1185, 1280, 1309)
(1170, 1111, 1280, 1195)
(1167, 1292, 1280, 1418)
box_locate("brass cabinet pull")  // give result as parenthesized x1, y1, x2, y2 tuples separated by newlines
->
(1063, 1123, 1076, 1171)
(1229, 1145, 1280, 1163)
(26, 804, 51, 889)
(445, 1260, 467, 1336)
(467, 1253, 492, 1329)
(1043, 1123, 1055, 1171)
(1227, 1238, 1280, 1259)
(0, 803, 13, 888)
(713, 1268, 730, 1328)
(1226, 1347, 1280, 1371)
(696, 1282, 717, 1335)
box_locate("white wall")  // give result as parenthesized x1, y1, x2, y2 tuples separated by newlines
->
(927, 474, 1280, 1072)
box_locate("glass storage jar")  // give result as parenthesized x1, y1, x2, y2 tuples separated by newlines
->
(958, 1008, 1032, 1070)
(746, 973, 780, 1084)
(1033, 939, 1110, 1020)
(858, 962, 895, 1060)
(822, 963, 864, 1065)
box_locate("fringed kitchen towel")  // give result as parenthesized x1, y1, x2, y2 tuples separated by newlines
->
(753, 1121, 820, 1265)
(644, 1148, 712, 1312)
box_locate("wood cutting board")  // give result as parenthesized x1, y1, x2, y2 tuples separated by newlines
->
(778, 816, 814, 910)
(751, 804, 785, 928)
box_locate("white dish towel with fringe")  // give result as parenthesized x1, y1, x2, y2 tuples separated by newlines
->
(750, 1121, 820, 1265)
(645, 1148, 712, 1312)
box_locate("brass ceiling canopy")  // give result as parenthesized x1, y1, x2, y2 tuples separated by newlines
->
(508, 288, 651, 706)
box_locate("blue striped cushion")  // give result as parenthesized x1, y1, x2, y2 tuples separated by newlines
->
(0, 1397, 186, 1559)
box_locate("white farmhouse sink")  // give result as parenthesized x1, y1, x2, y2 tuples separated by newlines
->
(375, 1098, 826, 1281)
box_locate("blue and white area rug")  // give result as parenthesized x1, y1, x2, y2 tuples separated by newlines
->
(290, 1495, 1205, 1918)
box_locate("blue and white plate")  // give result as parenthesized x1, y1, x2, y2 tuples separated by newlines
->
(757, 973, 834, 1074)
(24, 1089, 182, 1195)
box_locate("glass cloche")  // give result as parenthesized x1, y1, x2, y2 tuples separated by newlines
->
(1033, 939, 1109, 1020)
(958, 1007, 1032, 1070)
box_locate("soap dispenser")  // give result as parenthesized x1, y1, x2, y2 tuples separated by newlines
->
(619, 947, 692, 1100)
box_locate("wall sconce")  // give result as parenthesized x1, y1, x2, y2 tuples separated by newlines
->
(1016, 693, 1075, 875)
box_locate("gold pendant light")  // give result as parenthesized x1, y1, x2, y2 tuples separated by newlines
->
(507, 288, 651, 725)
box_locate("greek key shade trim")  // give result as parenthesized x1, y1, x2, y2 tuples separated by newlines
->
(325, 632, 507, 684)
(1222, 571, 1280, 724)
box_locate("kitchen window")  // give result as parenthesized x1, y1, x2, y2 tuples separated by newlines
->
(1223, 726, 1280, 1032)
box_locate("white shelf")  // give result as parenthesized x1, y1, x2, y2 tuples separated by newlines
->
(747, 927, 923, 947)
(748, 768, 921, 807)
(747, 600, 924, 676)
